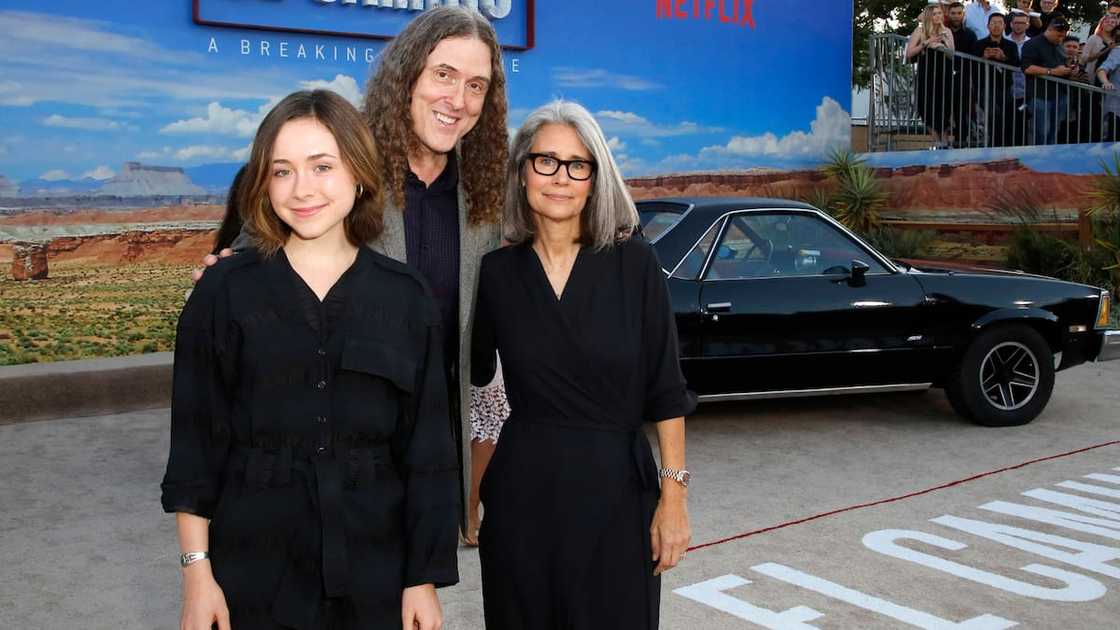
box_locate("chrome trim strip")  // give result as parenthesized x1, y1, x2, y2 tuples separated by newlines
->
(697, 383, 932, 403)
(664, 206, 900, 279)
(1098, 330, 1120, 362)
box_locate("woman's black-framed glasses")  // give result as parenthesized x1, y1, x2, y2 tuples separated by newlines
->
(525, 153, 596, 181)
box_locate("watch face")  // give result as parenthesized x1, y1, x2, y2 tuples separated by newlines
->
(680, 470, 691, 486)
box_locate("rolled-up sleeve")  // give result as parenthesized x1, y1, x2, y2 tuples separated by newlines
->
(639, 243, 697, 423)
(160, 278, 235, 519)
(400, 296, 460, 588)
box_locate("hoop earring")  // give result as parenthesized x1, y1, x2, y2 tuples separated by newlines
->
(357, 183, 364, 197)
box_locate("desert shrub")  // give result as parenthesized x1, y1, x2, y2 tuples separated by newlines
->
(1006, 227, 1080, 280)
(865, 227, 936, 259)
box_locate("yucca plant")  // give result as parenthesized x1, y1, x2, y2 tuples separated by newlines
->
(809, 148, 886, 236)
(1087, 152, 1120, 217)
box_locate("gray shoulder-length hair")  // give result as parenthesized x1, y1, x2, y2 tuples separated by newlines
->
(504, 100, 638, 249)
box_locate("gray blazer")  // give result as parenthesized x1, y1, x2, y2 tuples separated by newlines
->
(369, 184, 500, 518)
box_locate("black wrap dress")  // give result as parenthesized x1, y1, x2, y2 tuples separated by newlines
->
(471, 237, 696, 630)
(160, 246, 459, 629)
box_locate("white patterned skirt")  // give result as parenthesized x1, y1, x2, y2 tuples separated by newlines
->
(470, 354, 510, 444)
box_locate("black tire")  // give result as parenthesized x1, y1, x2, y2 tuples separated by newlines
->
(944, 324, 1055, 427)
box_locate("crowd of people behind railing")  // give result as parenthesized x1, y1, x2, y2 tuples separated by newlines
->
(905, 0, 1120, 149)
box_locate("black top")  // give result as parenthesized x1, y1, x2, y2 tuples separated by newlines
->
(404, 152, 461, 364)
(1021, 34, 1066, 100)
(950, 25, 978, 57)
(973, 36, 1022, 68)
(161, 246, 459, 627)
(471, 237, 696, 426)
(1039, 8, 1069, 31)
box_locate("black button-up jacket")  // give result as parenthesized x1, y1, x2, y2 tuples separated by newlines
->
(161, 246, 459, 629)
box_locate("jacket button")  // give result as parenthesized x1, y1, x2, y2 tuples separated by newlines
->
(317, 348, 326, 356)
(315, 416, 327, 424)
(316, 446, 327, 454)
(317, 380, 326, 390)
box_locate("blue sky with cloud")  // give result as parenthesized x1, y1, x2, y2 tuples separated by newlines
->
(0, 0, 855, 185)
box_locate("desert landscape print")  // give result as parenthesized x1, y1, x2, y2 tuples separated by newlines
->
(1, 158, 1101, 365)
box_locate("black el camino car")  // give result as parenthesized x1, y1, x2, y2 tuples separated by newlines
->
(639, 197, 1119, 426)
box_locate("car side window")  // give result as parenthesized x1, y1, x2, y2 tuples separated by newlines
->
(670, 218, 722, 280)
(704, 213, 885, 280)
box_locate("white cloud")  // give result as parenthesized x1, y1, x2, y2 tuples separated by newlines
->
(81, 165, 115, 180)
(552, 68, 664, 91)
(136, 144, 248, 163)
(161, 102, 268, 138)
(300, 74, 362, 107)
(42, 114, 128, 132)
(160, 74, 358, 139)
(607, 136, 627, 153)
(594, 110, 724, 139)
(174, 145, 243, 161)
(701, 97, 850, 158)
(39, 169, 71, 181)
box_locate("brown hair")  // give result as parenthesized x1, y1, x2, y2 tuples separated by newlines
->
(241, 90, 384, 256)
(362, 6, 507, 225)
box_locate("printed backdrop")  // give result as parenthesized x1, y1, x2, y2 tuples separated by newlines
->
(0, 1, 854, 364)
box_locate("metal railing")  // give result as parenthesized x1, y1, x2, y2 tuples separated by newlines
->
(868, 33, 1111, 152)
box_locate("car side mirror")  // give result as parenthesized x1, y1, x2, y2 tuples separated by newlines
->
(850, 259, 870, 286)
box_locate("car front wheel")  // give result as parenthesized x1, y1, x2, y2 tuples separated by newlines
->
(945, 324, 1055, 427)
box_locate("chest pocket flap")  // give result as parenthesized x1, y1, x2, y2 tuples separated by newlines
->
(341, 338, 417, 393)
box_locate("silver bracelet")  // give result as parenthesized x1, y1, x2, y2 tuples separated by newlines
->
(658, 467, 691, 488)
(179, 551, 209, 567)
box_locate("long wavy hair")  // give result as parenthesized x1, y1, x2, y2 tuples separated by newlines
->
(363, 6, 508, 225)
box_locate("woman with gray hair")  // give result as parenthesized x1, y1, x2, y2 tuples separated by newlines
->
(471, 100, 696, 628)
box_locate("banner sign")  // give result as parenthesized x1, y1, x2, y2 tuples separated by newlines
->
(194, 0, 534, 50)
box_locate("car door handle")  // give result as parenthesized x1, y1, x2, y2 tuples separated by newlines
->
(704, 302, 732, 313)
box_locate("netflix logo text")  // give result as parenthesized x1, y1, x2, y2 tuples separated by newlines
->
(656, 0, 755, 28)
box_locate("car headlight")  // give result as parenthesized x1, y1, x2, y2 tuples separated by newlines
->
(1098, 291, 1113, 330)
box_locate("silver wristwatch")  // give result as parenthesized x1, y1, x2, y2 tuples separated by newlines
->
(658, 467, 691, 488)
(180, 551, 209, 567)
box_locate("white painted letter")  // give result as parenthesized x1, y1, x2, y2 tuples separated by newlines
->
(1084, 473, 1120, 485)
(864, 529, 1104, 602)
(260, 40, 270, 56)
(933, 514, 1120, 580)
(279, 41, 288, 57)
(980, 500, 1120, 541)
(1057, 481, 1120, 499)
(511, 58, 519, 73)
(240, 39, 250, 55)
(673, 574, 823, 629)
(752, 562, 1016, 629)
(1022, 488, 1120, 520)
(298, 44, 308, 59)
(208, 37, 219, 53)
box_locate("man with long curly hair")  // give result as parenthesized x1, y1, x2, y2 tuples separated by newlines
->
(197, 4, 509, 555)
(359, 5, 509, 549)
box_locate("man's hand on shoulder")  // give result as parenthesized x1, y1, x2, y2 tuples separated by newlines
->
(191, 248, 234, 284)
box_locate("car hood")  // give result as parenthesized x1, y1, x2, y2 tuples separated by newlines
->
(896, 258, 1102, 291)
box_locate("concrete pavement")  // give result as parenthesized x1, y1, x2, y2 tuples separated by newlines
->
(1, 359, 1117, 628)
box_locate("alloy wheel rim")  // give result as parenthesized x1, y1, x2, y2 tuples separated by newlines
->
(979, 341, 1039, 412)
